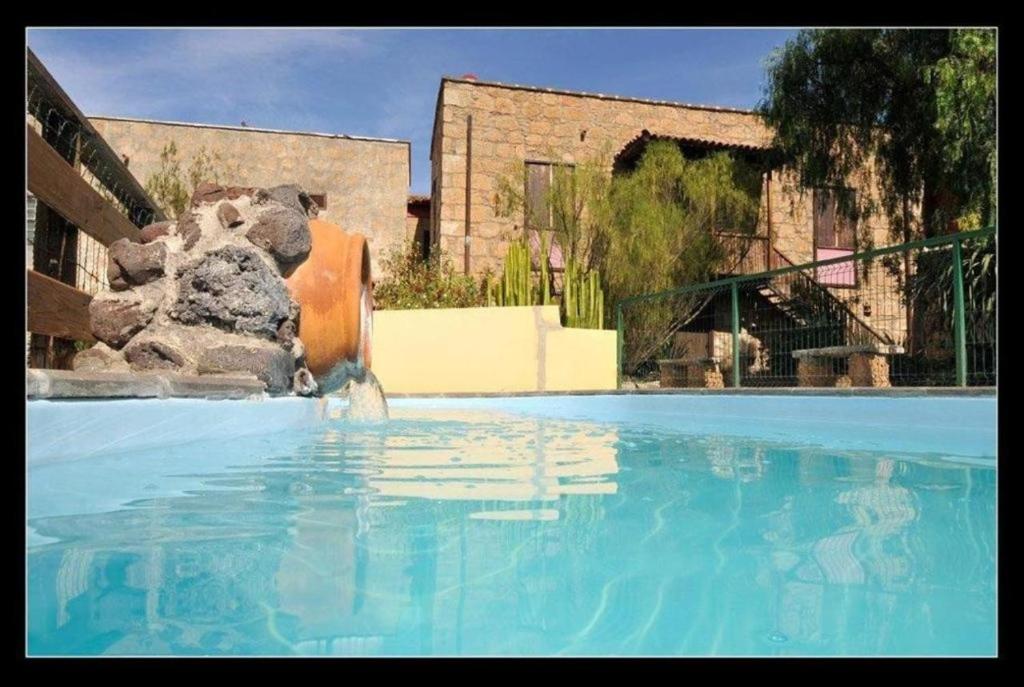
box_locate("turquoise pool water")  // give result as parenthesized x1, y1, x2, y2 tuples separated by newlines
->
(27, 395, 996, 656)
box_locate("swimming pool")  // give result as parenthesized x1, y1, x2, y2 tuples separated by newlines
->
(27, 394, 996, 656)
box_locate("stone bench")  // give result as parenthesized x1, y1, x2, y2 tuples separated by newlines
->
(792, 344, 905, 388)
(657, 357, 724, 389)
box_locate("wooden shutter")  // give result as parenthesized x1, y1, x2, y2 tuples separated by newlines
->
(813, 190, 837, 248)
(526, 162, 551, 230)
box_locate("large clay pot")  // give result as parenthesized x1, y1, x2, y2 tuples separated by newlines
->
(285, 218, 373, 392)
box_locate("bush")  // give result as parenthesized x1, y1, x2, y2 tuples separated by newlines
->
(373, 242, 484, 310)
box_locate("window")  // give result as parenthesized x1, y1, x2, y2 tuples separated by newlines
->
(813, 188, 857, 286)
(813, 188, 856, 250)
(525, 161, 576, 231)
(525, 162, 552, 230)
(308, 193, 327, 210)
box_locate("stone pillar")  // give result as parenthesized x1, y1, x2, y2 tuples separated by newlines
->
(797, 358, 834, 387)
(849, 352, 891, 388)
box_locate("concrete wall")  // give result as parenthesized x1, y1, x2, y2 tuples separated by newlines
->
(432, 77, 906, 342)
(90, 117, 410, 279)
(371, 305, 616, 394)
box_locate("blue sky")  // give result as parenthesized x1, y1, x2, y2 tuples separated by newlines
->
(27, 28, 796, 194)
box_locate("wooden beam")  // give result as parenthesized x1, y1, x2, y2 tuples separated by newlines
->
(27, 269, 95, 342)
(28, 124, 139, 247)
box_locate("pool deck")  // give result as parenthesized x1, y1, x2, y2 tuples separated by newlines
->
(27, 369, 995, 400)
(27, 369, 266, 400)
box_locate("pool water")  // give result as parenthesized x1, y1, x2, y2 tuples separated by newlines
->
(27, 396, 996, 656)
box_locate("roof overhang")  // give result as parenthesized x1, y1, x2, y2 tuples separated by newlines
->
(614, 129, 778, 172)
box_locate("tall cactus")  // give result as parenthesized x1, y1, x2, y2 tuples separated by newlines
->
(539, 232, 552, 306)
(562, 258, 604, 329)
(489, 238, 602, 329)
(490, 239, 532, 306)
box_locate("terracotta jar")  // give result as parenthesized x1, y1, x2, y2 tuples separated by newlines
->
(285, 218, 373, 392)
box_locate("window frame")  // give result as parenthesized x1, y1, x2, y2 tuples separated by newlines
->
(523, 159, 576, 233)
(812, 186, 859, 289)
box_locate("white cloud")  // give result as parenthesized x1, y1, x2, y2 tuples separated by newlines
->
(27, 28, 378, 126)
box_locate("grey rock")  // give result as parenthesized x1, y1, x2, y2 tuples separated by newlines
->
(216, 202, 243, 229)
(276, 319, 297, 348)
(124, 338, 186, 371)
(177, 212, 202, 250)
(257, 184, 318, 217)
(198, 344, 295, 394)
(107, 238, 167, 287)
(72, 342, 129, 372)
(139, 221, 174, 243)
(293, 367, 318, 396)
(107, 253, 130, 291)
(171, 246, 292, 339)
(291, 338, 306, 366)
(245, 208, 311, 270)
(90, 295, 158, 349)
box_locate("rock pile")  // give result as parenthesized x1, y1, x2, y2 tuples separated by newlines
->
(74, 183, 322, 396)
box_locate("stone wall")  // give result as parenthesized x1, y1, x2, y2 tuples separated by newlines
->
(432, 77, 906, 342)
(90, 117, 410, 279)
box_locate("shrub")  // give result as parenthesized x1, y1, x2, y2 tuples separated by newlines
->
(373, 241, 484, 310)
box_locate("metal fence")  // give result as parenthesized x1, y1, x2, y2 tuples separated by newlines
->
(615, 227, 996, 389)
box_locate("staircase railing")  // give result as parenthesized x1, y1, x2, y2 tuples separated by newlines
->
(768, 248, 892, 345)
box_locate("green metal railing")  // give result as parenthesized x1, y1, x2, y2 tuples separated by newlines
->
(616, 227, 996, 389)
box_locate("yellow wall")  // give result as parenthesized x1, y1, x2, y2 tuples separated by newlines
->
(371, 305, 617, 394)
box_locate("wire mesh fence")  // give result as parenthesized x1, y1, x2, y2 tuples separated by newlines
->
(26, 53, 163, 369)
(616, 227, 996, 389)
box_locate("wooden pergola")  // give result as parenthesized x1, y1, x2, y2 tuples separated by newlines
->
(26, 48, 166, 369)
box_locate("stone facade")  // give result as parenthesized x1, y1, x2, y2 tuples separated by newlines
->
(406, 196, 431, 256)
(90, 117, 410, 279)
(430, 77, 908, 343)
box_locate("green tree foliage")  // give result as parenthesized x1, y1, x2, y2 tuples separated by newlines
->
(495, 141, 762, 366)
(144, 141, 235, 218)
(929, 30, 997, 230)
(493, 149, 613, 271)
(373, 241, 484, 310)
(602, 143, 762, 370)
(759, 29, 996, 238)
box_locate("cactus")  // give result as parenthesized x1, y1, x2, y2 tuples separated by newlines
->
(562, 258, 604, 329)
(490, 239, 532, 307)
(539, 232, 552, 306)
(490, 238, 602, 329)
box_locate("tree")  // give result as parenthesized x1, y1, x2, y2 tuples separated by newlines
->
(602, 143, 762, 370)
(144, 141, 236, 218)
(495, 141, 763, 372)
(493, 147, 613, 272)
(758, 29, 996, 239)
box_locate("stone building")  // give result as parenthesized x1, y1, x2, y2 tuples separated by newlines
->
(427, 75, 908, 343)
(90, 117, 411, 279)
(406, 195, 431, 261)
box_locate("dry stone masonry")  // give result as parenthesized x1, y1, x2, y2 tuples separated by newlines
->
(76, 182, 321, 396)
